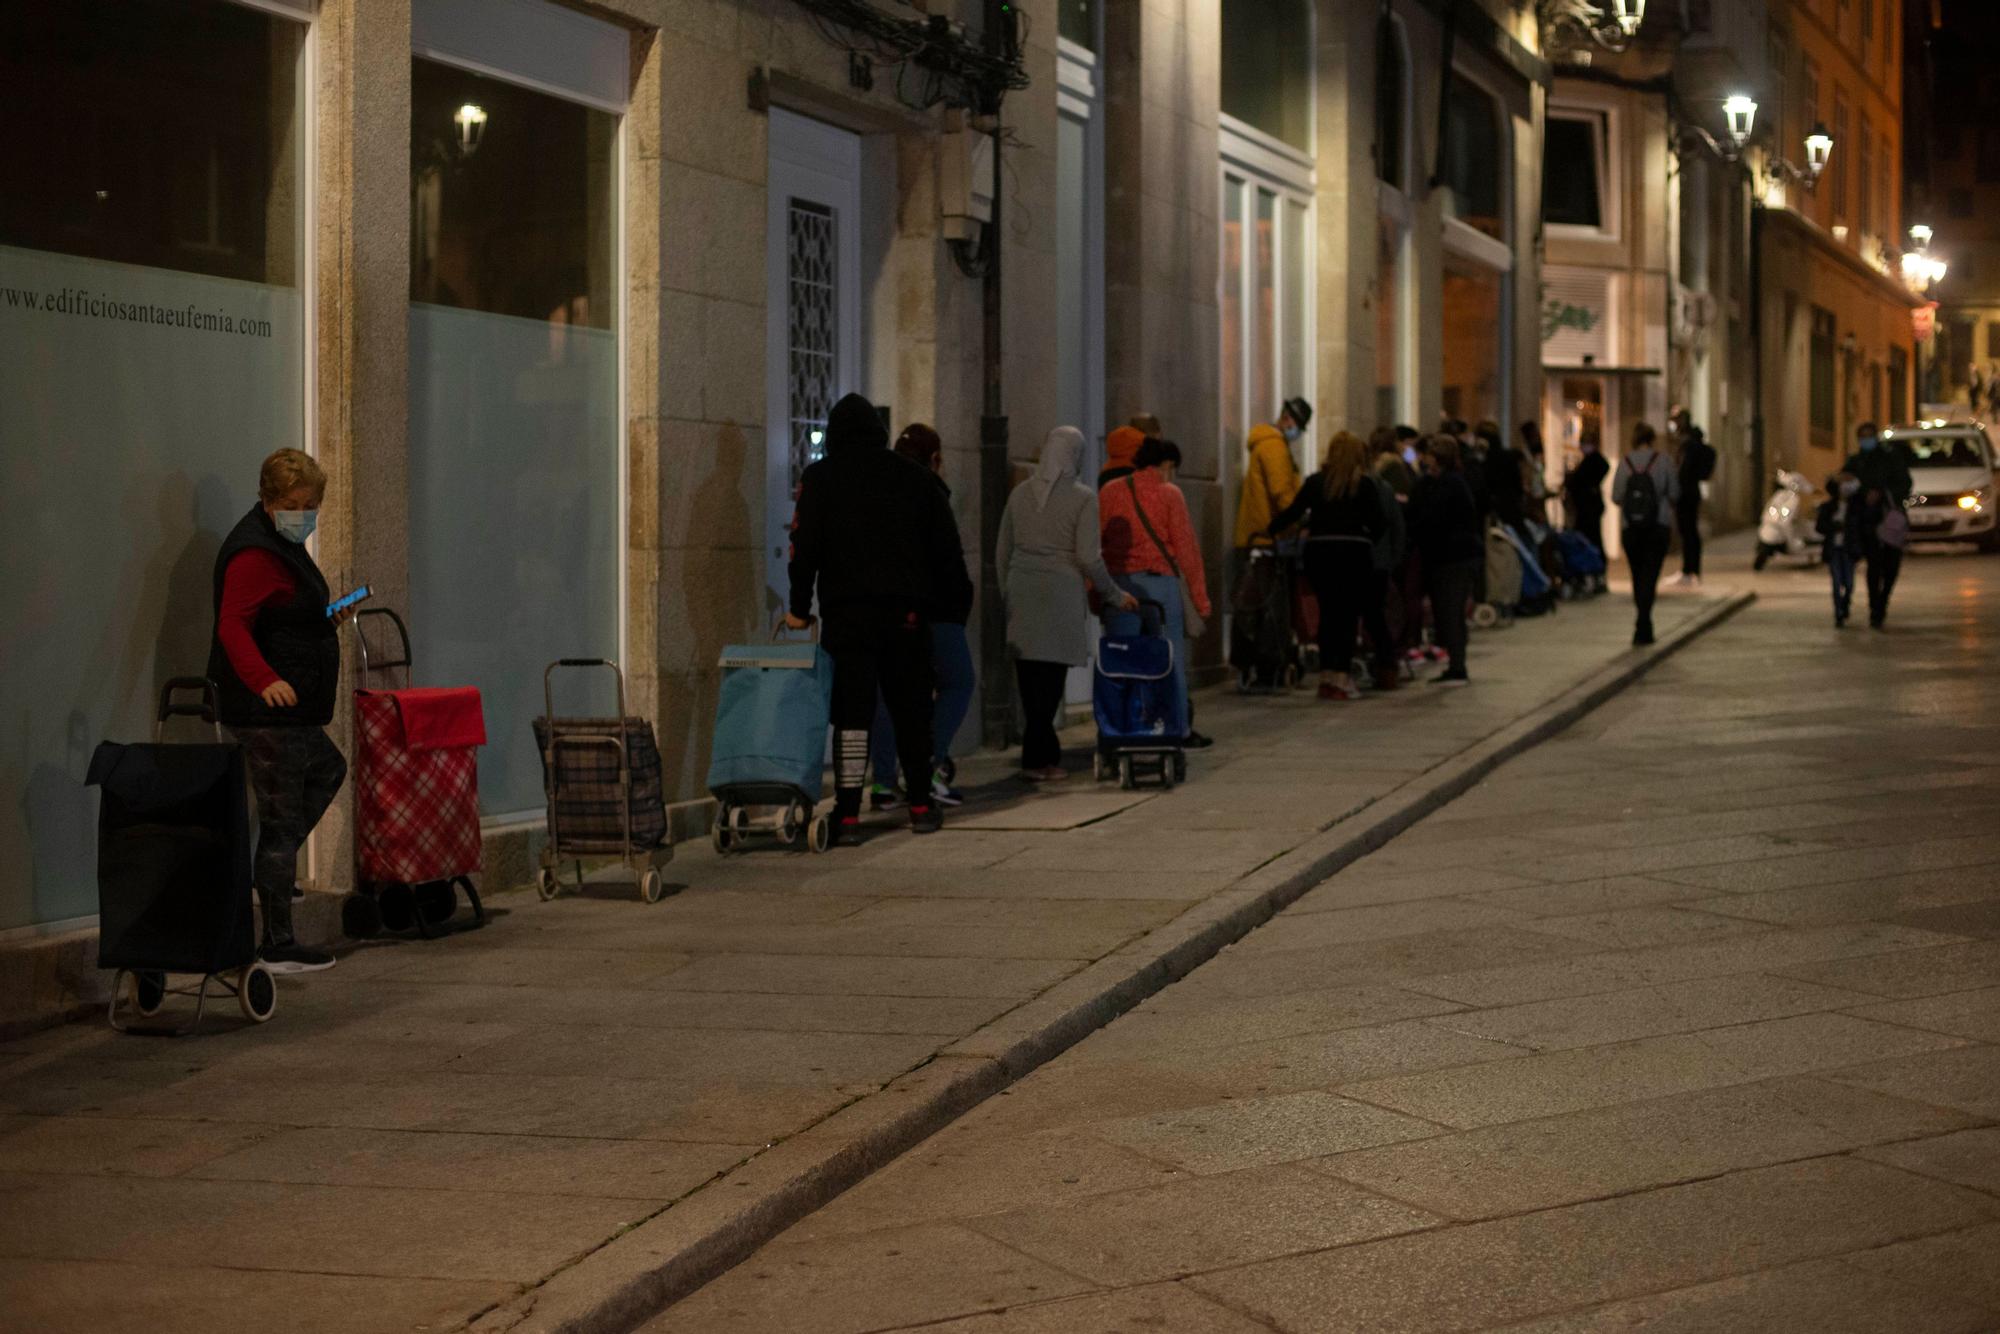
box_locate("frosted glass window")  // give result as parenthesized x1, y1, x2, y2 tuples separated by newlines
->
(409, 57, 620, 818)
(1222, 0, 1311, 151)
(0, 0, 306, 930)
(1056, 111, 1088, 430)
(1254, 188, 1277, 423)
(1222, 179, 1247, 463)
(1282, 198, 1307, 411)
(1443, 259, 1504, 426)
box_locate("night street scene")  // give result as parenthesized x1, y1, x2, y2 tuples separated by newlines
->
(6, 0, 2000, 1330)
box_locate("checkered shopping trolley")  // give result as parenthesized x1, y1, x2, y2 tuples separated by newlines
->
(531, 657, 673, 905)
(348, 609, 487, 938)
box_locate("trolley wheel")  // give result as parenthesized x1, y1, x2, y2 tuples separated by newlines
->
(1161, 759, 1176, 790)
(729, 806, 750, 834)
(778, 801, 804, 846)
(1118, 755, 1135, 791)
(238, 963, 276, 1024)
(1173, 752, 1188, 783)
(1472, 602, 1499, 628)
(378, 884, 417, 932)
(535, 867, 560, 902)
(415, 880, 457, 927)
(342, 892, 384, 940)
(639, 868, 664, 904)
(808, 813, 832, 854)
(130, 970, 167, 1017)
(1092, 751, 1106, 782)
(1283, 662, 1302, 689)
(711, 805, 735, 855)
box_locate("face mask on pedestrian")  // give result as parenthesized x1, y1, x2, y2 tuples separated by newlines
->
(1281, 422, 1300, 444)
(1401, 445, 1418, 465)
(1840, 479, 1860, 497)
(1859, 435, 1878, 453)
(273, 509, 318, 544)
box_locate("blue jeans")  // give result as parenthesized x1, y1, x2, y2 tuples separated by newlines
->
(1107, 571, 1190, 741)
(869, 621, 976, 786)
(1826, 546, 1855, 620)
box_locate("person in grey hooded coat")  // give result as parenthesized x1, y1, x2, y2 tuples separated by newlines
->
(997, 426, 1136, 779)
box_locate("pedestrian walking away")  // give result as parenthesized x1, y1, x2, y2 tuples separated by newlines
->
(1408, 434, 1482, 685)
(1612, 421, 1680, 647)
(997, 426, 1136, 781)
(209, 448, 352, 974)
(1267, 431, 1390, 701)
(1101, 437, 1212, 744)
(787, 392, 971, 844)
(866, 423, 977, 810)
(1814, 472, 1862, 627)
(1670, 406, 1715, 585)
(1097, 423, 1144, 491)
(1859, 483, 1909, 629)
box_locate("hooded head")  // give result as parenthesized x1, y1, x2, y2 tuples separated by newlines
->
(1105, 425, 1145, 473)
(825, 393, 888, 456)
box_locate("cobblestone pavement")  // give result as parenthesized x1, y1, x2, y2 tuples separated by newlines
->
(0, 554, 1727, 1332)
(643, 544, 2000, 1334)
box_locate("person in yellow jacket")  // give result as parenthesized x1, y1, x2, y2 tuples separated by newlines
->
(1233, 397, 1310, 550)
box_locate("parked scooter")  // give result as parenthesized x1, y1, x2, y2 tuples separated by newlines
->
(1753, 469, 1822, 570)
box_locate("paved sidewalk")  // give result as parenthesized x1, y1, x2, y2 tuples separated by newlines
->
(0, 578, 1731, 1334)
(644, 543, 2000, 1334)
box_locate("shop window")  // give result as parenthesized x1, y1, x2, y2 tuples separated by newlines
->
(1221, 0, 1311, 151)
(408, 52, 623, 817)
(1220, 171, 1312, 465)
(0, 0, 302, 283)
(1810, 305, 1837, 432)
(0, 0, 308, 930)
(1443, 75, 1505, 241)
(1057, 0, 1097, 50)
(1377, 19, 1405, 190)
(1544, 111, 1609, 230)
(1442, 258, 1504, 425)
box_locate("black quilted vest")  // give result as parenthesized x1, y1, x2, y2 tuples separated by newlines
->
(207, 504, 338, 727)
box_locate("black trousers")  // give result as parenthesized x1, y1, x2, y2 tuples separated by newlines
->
(1574, 505, 1606, 557)
(827, 612, 934, 815)
(1303, 542, 1374, 677)
(1015, 659, 1069, 771)
(237, 725, 346, 946)
(1676, 497, 1704, 576)
(1866, 547, 1904, 625)
(1426, 557, 1478, 674)
(1625, 523, 1672, 636)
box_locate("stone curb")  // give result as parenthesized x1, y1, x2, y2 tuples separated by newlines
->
(473, 591, 1756, 1334)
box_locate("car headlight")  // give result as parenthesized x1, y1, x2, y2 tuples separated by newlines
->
(1961, 486, 1993, 512)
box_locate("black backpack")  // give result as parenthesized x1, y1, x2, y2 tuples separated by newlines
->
(1622, 452, 1663, 530)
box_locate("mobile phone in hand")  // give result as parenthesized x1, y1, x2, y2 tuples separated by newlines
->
(326, 585, 373, 618)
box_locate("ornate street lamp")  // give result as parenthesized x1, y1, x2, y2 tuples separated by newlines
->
(1724, 95, 1759, 150)
(1804, 123, 1833, 183)
(1539, 0, 1647, 58)
(454, 103, 487, 156)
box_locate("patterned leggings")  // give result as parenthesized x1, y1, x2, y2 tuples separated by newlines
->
(235, 727, 347, 925)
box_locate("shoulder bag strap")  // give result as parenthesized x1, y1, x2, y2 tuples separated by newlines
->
(1124, 475, 1183, 579)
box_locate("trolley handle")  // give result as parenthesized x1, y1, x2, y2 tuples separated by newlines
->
(543, 657, 628, 726)
(355, 607, 413, 686)
(769, 612, 820, 643)
(156, 677, 222, 742)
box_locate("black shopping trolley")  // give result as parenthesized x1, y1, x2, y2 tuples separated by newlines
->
(532, 658, 674, 904)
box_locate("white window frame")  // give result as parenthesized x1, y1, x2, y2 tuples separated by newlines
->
(1544, 96, 1622, 244)
(1220, 124, 1317, 464)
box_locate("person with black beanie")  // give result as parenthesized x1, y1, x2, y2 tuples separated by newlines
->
(787, 394, 971, 844)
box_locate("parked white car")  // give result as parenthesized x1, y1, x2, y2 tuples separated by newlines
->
(1879, 421, 1999, 552)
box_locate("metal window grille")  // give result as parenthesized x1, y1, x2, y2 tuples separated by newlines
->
(786, 198, 838, 489)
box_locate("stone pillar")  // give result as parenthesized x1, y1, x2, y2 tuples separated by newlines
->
(1315, 0, 1379, 436)
(1102, 0, 1223, 672)
(310, 0, 410, 892)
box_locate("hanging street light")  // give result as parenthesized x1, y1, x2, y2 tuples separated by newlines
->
(454, 103, 487, 155)
(1724, 95, 1759, 149)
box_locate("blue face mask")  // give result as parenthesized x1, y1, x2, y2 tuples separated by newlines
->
(272, 509, 317, 544)
(1859, 436, 1878, 453)
(1401, 446, 1419, 465)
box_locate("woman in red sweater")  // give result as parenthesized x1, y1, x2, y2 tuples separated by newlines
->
(1099, 439, 1210, 745)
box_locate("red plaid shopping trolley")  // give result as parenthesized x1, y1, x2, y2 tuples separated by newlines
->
(347, 609, 488, 938)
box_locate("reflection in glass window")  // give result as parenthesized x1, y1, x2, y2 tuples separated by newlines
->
(1544, 114, 1605, 229)
(1254, 189, 1277, 422)
(1377, 219, 1403, 428)
(1443, 75, 1504, 240)
(1222, 0, 1312, 151)
(410, 59, 616, 327)
(1443, 260, 1503, 425)
(0, 0, 303, 285)
(1057, 0, 1098, 51)
(1222, 180, 1246, 462)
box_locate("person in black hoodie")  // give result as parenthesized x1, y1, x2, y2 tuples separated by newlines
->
(866, 423, 977, 810)
(788, 394, 971, 842)
(1409, 435, 1482, 685)
(209, 449, 349, 973)
(1564, 436, 1610, 558)
(1670, 407, 1717, 586)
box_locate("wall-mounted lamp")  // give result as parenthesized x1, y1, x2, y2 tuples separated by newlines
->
(1909, 223, 1935, 248)
(1723, 95, 1759, 149)
(1901, 249, 1947, 294)
(1539, 0, 1646, 59)
(454, 103, 487, 155)
(1759, 123, 1833, 197)
(1803, 123, 1833, 181)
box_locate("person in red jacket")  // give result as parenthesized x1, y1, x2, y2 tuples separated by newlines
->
(209, 449, 352, 972)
